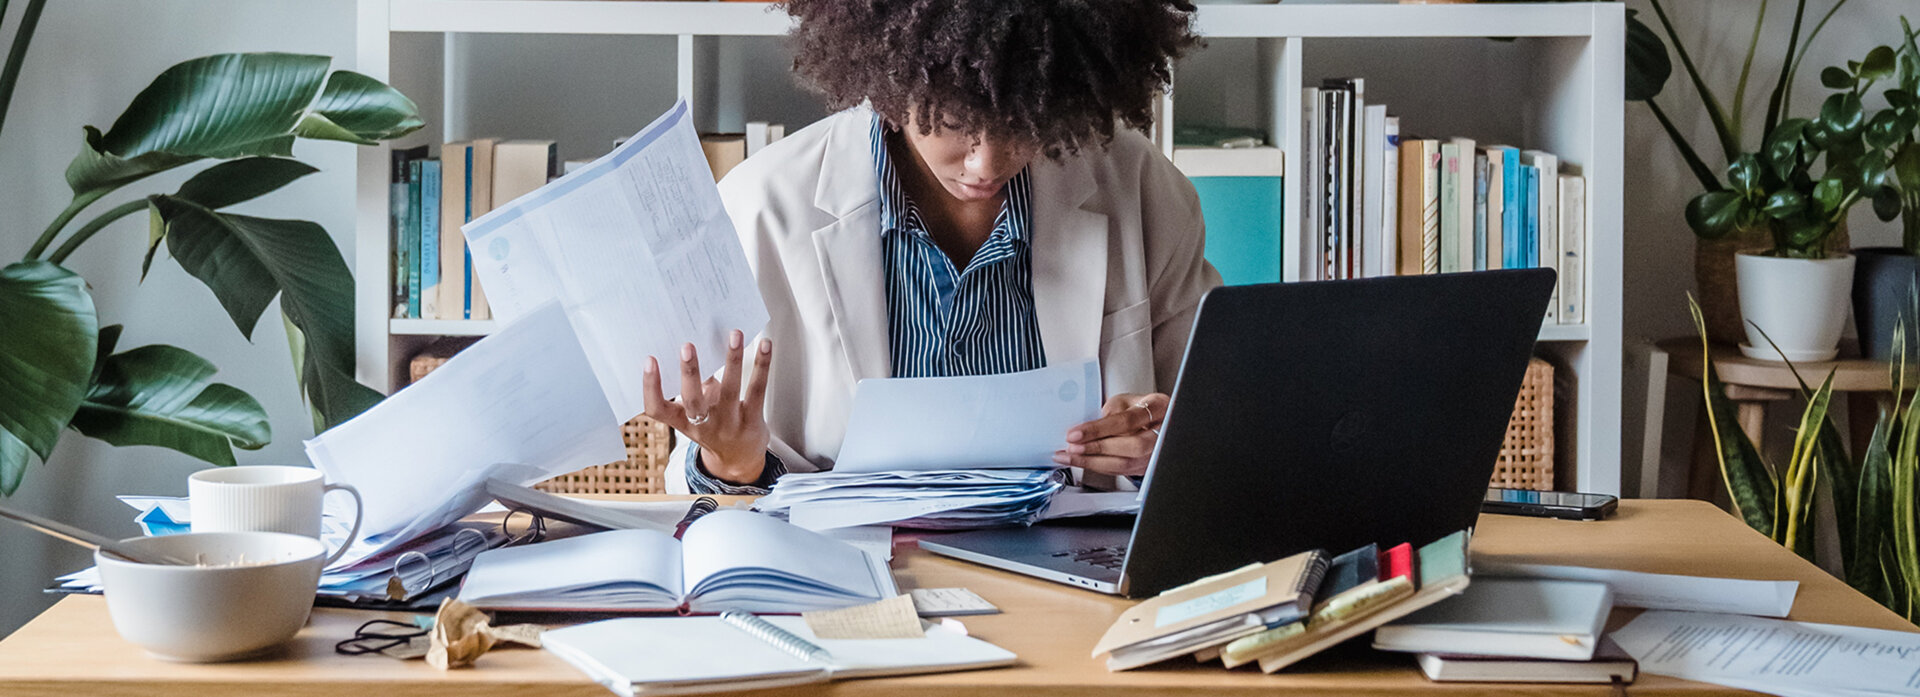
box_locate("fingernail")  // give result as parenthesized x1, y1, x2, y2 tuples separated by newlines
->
(1068, 444, 1085, 454)
(681, 343, 694, 361)
(646, 357, 657, 374)
(1067, 430, 1083, 442)
(1051, 452, 1069, 464)
(759, 339, 772, 354)
(730, 330, 743, 349)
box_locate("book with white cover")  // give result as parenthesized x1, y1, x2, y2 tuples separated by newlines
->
(1558, 173, 1587, 324)
(1373, 577, 1612, 661)
(458, 509, 896, 613)
(1417, 637, 1637, 683)
(543, 614, 1016, 697)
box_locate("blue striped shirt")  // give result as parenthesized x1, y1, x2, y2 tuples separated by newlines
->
(874, 117, 1047, 378)
(685, 116, 1046, 494)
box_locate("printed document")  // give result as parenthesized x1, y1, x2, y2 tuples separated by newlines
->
(305, 303, 626, 563)
(1611, 610, 1920, 697)
(463, 99, 768, 421)
(833, 359, 1102, 472)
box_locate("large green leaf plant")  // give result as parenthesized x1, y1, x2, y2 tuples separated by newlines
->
(1, 8, 422, 495)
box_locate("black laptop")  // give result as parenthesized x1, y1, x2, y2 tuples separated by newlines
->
(918, 269, 1556, 597)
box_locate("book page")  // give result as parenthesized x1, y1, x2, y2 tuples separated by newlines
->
(1612, 610, 1920, 697)
(462, 99, 768, 421)
(680, 510, 883, 604)
(459, 529, 683, 608)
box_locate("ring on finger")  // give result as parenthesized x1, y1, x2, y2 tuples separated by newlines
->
(687, 413, 710, 426)
(1131, 402, 1155, 422)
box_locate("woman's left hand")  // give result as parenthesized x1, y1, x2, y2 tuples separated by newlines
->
(1053, 392, 1169, 477)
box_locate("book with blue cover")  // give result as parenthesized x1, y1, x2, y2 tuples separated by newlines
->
(1497, 146, 1523, 269)
(418, 158, 442, 320)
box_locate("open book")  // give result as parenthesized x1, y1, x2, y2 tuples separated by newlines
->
(458, 510, 895, 613)
(543, 613, 1016, 696)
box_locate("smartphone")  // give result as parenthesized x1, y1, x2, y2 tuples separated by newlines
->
(1481, 488, 1618, 520)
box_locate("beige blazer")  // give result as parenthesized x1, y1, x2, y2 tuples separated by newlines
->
(667, 107, 1222, 492)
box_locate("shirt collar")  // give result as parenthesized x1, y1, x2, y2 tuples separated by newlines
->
(869, 114, 1033, 245)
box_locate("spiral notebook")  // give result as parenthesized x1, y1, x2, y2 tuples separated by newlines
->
(541, 612, 1017, 696)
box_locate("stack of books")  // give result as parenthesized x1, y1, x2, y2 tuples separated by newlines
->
(1093, 530, 1473, 673)
(389, 139, 558, 320)
(1304, 78, 1586, 325)
(1375, 576, 1634, 684)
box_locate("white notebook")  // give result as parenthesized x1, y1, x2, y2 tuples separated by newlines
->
(458, 509, 895, 613)
(542, 613, 1018, 696)
(1372, 577, 1612, 661)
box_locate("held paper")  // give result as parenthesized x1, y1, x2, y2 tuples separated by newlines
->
(305, 302, 626, 560)
(1611, 610, 1920, 696)
(462, 99, 768, 421)
(833, 359, 1102, 473)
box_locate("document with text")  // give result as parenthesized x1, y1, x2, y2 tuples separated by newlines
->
(463, 99, 768, 421)
(1611, 610, 1920, 697)
(832, 359, 1103, 473)
(306, 303, 626, 563)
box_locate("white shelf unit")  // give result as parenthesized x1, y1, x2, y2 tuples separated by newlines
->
(354, 0, 1625, 494)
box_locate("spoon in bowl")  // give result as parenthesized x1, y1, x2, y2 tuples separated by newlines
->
(0, 502, 193, 566)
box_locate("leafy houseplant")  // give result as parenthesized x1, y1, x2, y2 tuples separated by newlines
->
(1848, 21, 1920, 361)
(0, 6, 423, 496)
(1692, 297, 1920, 620)
(1628, 0, 1857, 346)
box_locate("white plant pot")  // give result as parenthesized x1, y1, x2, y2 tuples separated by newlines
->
(1735, 252, 1856, 362)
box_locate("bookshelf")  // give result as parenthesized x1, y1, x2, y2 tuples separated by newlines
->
(353, 1, 1625, 494)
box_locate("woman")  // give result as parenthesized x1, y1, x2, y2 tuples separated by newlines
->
(646, 0, 1220, 494)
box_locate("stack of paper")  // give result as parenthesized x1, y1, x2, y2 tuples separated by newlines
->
(758, 469, 1062, 530)
(755, 360, 1099, 531)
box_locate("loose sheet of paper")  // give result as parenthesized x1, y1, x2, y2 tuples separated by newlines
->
(820, 525, 894, 561)
(1039, 490, 1143, 520)
(909, 588, 1000, 617)
(305, 303, 626, 561)
(803, 594, 926, 639)
(463, 99, 768, 421)
(1475, 560, 1798, 617)
(1611, 610, 1920, 697)
(833, 359, 1102, 473)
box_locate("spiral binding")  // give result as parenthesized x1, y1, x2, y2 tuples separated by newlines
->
(720, 610, 831, 663)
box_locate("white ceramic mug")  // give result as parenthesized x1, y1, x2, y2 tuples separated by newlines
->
(188, 466, 362, 565)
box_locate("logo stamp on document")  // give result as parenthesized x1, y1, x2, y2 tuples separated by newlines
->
(489, 236, 510, 261)
(1058, 379, 1080, 403)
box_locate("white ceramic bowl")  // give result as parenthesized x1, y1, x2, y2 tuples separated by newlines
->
(96, 532, 325, 662)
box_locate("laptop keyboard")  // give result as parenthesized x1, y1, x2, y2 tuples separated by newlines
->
(1055, 544, 1128, 571)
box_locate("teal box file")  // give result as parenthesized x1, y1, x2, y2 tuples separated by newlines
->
(1192, 175, 1284, 286)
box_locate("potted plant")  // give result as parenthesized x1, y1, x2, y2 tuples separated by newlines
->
(1851, 21, 1920, 361)
(1628, 0, 1857, 344)
(0, 3, 421, 495)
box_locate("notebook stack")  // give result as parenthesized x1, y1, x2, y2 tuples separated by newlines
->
(1374, 576, 1629, 684)
(1092, 530, 1473, 673)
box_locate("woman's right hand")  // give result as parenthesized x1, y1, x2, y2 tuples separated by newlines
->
(643, 329, 774, 484)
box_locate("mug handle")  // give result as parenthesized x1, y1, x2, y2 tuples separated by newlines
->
(320, 483, 364, 567)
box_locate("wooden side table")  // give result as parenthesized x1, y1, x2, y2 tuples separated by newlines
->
(1648, 338, 1908, 500)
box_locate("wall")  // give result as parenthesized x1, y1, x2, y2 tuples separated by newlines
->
(0, 0, 357, 636)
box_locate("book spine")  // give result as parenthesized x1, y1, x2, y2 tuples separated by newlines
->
(407, 160, 427, 319)
(1483, 148, 1504, 271)
(418, 159, 441, 320)
(1450, 138, 1476, 275)
(391, 153, 414, 319)
(1522, 166, 1540, 270)
(1560, 174, 1586, 324)
(1302, 87, 1323, 280)
(1472, 153, 1488, 272)
(1501, 147, 1522, 270)
(1438, 142, 1460, 274)
(1381, 117, 1400, 277)
(1324, 90, 1345, 280)
(1420, 142, 1440, 275)
(1534, 156, 1560, 324)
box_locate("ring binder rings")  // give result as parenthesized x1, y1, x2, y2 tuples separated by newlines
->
(721, 611, 833, 663)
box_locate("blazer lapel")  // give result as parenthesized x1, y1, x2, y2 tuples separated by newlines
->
(811, 108, 891, 382)
(1030, 155, 1109, 368)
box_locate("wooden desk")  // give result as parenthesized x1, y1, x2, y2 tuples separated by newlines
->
(0, 500, 1911, 696)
